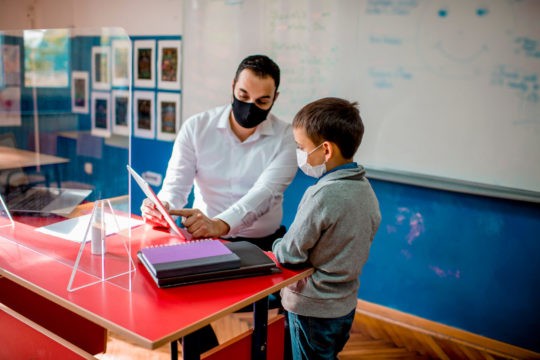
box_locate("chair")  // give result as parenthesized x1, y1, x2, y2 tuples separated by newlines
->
(0, 132, 50, 195)
(56, 132, 101, 192)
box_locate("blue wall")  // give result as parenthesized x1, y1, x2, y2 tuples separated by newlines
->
(282, 173, 540, 352)
(349, 178, 538, 352)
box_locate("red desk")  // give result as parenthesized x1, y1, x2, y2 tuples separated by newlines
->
(0, 217, 312, 359)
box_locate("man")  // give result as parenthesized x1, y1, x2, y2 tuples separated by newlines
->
(140, 54, 296, 355)
(141, 54, 297, 251)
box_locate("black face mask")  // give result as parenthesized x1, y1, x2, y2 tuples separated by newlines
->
(231, 96, 272, 129)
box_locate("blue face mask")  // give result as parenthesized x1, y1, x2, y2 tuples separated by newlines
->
(231, 96, 271, 129)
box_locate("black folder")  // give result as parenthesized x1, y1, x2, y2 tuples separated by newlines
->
(138, 241, 281, 288)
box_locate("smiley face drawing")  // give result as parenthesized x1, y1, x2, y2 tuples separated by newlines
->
(415, 0, 515, 78)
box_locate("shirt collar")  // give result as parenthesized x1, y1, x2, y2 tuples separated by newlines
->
(320, 162, 359, 179)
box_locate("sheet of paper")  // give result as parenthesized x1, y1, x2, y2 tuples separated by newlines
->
(35, 213, 144, 242)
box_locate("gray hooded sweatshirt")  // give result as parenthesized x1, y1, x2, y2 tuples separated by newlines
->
(273, 165, 381, 318)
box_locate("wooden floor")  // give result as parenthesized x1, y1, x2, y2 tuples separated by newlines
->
(96, 311, 266, 360)
(96, 309, 424, 360)
(96, 301, 540, 359)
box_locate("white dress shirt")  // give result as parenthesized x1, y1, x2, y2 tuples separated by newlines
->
(158, 104, 298, 238)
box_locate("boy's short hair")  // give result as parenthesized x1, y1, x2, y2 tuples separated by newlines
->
(234, 55, 281, 90)
(292, 97, 364, 159)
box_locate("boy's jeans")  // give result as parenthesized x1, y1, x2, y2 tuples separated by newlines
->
(287, 308, 355, 360)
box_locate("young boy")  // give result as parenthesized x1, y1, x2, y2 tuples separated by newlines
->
(272, 97, 381, 360)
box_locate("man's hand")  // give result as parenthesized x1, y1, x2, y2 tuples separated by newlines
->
(170, 208, 230, 239)
(140, 198, 170, 228)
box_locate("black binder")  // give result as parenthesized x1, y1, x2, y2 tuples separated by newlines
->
(138, 241, 281, 288)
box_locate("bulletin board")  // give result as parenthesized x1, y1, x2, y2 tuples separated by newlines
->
(182, 0, 540, 200)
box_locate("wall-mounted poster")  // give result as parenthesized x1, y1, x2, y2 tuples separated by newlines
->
(157, 92, 181, 141)
(91, 92, 111, 137)
(134, 40, 155, 88)
(112, 39, 131, 87)
(2, 44, 21, 86)
(157, 40, 181, 90)
(92, 46, 110, 90)
(24, 29, 69, 87)
(0, 39, 3, 87)
(133, 91, 154, 139)
(0, 87, 21, 126)
(112, 90, 130, 136)
(71, 71, 89, 114)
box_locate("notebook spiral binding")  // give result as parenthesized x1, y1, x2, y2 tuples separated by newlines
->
(145, 238, 219, 248)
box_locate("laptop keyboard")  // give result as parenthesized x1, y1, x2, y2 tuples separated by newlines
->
(5, 188, 57, 211)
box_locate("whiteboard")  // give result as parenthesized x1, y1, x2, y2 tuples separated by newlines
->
(183, 0, 540, 194)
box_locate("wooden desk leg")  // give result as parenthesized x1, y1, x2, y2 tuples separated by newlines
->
(252, 297, 269, 360)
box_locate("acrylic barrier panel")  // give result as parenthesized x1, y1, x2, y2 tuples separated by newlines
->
(0, 27, 137, 291)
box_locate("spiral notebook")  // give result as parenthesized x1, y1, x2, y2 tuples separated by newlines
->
(138, 239, 241, 279)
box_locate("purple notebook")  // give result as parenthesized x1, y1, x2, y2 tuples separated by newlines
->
(138, 240, 241, 279)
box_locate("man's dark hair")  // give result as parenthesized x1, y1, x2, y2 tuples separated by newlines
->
(293, 97, 364, 159)
(234, 55, 280, 90)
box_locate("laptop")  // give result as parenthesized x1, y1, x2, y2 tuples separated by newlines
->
(3, 186, 92, 215)
(126, 164, 193, 241)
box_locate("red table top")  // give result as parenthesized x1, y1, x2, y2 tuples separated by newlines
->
(0, 217, 312, 349)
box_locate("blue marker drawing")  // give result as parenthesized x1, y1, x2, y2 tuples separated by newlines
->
(415, 0, 515, 78)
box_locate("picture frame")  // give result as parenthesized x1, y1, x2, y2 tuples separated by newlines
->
(91, 46, 110, 90)
(157, 40, 181, 90)
(0, 39, 4, 88)
(133, 91, 155, 139)
(112, 90, 130, 136)
(157, 92, 181, 141)
(134, 40, 155, 88)
(71, 71, 89, 114)
(111, 39, 131, 87)
(2, 44, 21, 87)
(0, 87, 21, 126)
(91, 91, 111, 137)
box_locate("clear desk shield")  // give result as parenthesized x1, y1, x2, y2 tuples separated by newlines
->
(0, 26, 136, 292)
(67, 198, 137, 292)
(0, 194, 14, 229)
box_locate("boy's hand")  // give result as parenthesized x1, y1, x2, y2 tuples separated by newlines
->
(170, 208, 230, 239)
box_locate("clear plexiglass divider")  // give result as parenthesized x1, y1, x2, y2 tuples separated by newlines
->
(0, 194, 15, 229)
(0, 27, 136, 292)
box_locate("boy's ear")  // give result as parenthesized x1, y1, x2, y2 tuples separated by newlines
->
(323, 141, 333, 161)
(274, 91, 280, 103)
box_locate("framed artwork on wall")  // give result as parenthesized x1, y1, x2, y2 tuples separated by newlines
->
(2, 44, 21, 87)
(111, 39, 131, 87)
(91, 46, 110, 90)
(112, 90, 130, 136)
(0, 87, 21, 126)
(157, 40, 181, 90)
(133, 91, 155, 139)
(157, 92, 181, 141)
(91, 92, 111, 137)
(71, 71, 89, 114)
(134, 40, 155, 88)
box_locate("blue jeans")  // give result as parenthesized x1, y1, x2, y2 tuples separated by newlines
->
(287, 308, 355, 360)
